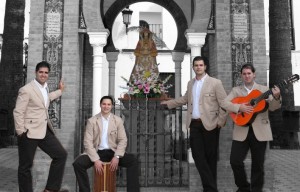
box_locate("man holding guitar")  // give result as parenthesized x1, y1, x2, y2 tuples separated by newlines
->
(223, 64, 281, 192)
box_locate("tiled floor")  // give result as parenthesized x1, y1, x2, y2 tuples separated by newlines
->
(0, 148, 299, 192)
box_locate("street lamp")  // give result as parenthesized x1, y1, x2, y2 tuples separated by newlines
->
(122, 6, 133, 34)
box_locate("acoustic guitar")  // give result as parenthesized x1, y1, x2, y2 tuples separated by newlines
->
(230, 74, 299, 126)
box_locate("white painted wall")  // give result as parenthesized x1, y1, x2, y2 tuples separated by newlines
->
(291, 0, 300, 106)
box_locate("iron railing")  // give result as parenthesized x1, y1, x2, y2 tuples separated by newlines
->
(117, 99, 189, 187)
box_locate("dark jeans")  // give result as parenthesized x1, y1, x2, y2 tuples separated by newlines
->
(189, 120, 220, 192)
(18, 129, 68, 192)
(230, 126, 267, 192)
(73, 149, 140, 192)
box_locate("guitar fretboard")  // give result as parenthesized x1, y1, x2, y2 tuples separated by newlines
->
(251, 79, 290, 106)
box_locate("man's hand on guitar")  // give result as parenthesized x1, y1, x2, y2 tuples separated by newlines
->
(239, 104, 254, 114)
(271, 86, 281, 100)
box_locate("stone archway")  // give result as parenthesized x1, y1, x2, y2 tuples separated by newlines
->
(102, 0, 189, 52)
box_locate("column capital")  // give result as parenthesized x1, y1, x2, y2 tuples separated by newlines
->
(171, 51, 185, 62)
(185, 32, 206, 47)
(88, 31, 110, 47)
(106, 51, 119, 62)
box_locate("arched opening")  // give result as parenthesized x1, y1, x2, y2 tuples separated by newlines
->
(103, 0, 188, 52)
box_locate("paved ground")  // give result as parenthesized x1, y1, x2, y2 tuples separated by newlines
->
(0, 147, 299, 192)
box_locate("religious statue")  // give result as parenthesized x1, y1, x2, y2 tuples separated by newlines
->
(130, 28, 159, 82)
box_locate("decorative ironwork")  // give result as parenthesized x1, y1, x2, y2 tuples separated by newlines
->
(118, 98, 189, 187)
(207, 0, 216, 31)
(79, 12, 87, 30)
(230, 0, 252, 86)
(79, 0, 87, 31)
(43, 0, 64, 129)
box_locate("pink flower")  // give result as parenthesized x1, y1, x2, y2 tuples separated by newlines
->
(143, 83, 150, 94)
(138, 84, 143, 90)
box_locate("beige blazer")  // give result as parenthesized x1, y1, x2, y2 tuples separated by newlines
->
(222, 82, 281, 141)
(13, 80, 62, 139)
(83, 113, 127, 162)
(165, 75, 228, 130)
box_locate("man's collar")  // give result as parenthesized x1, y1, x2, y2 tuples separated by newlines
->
(34, 79, 48, 88)
(195, 73, 207, 81)
(243, 82, 255, 92)
(100, 113, 111, 120)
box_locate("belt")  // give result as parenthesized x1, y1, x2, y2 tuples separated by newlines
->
(98, 149, 113, 152)
(191, 118, 202, 122)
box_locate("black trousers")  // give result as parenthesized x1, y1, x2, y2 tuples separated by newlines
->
(17, 129, 68, 192)
(73, 149, 140, 192)
(189, 120, 220, 192)
(230, 126, 267, 192)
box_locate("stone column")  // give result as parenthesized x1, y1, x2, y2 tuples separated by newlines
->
(171, 52, 185, 98)
(88, 31, 109, 115)
(106, 51, 119, 98)
(185, 32, 206, 79)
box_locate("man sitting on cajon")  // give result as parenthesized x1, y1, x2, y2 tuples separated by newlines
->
(73, 96, 140, 192)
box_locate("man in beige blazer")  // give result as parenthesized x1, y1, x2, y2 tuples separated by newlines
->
(73, 96, 140, 192)
(222, 64, 281, 192)
(161, 56, 227, 192)
(13, 61, 68, 192)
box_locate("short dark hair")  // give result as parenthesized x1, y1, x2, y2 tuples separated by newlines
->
(192, 56, 207, 66)
(36, 61, 50, 72)
(240, 64, 255, 73)
(100, 95, 114, 105)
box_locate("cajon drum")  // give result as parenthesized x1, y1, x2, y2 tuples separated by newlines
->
(94, 162, 116, 192)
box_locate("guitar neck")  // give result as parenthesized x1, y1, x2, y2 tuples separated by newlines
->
(253, 80, 287, 104)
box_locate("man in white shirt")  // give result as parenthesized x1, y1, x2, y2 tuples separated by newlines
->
(161, 56, 228, 192)
(73, 95, 140, 192)
(13, 61, 68, 192)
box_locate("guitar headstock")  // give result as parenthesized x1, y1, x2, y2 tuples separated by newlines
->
(285, 74, 300, 85)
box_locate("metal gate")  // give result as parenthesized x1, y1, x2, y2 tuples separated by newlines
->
(117, 99, 189, 187)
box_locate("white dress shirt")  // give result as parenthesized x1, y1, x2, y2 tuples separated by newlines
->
(244, 83, 254, 94)
(192, 74, 207, 119)
(98, 114, 111, 150)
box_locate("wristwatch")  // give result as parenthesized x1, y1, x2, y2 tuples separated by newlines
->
(115, 155, 120, 159)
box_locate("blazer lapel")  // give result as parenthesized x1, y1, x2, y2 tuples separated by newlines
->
(189, 79, 195, 101)
(46, 87, 50, 108)
(239, 85, 250, 96)
(30, 81, 46, 108)
(96, 114, 102, 131)
(107, 114, 115, 133)
(199, 75, 210, 102)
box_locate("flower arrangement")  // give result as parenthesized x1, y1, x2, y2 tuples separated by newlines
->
(121, 67, 172, 99)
